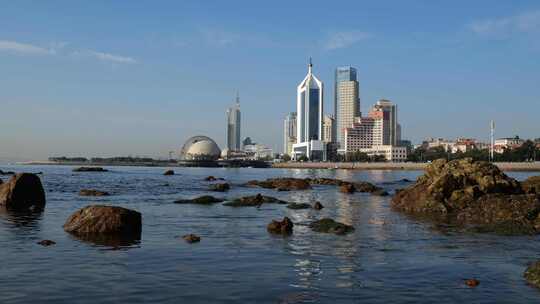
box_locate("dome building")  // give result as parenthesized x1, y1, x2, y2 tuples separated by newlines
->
(180, 136, 221, 161)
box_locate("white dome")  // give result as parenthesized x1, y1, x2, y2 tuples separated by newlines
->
(180, 136, 221, 161)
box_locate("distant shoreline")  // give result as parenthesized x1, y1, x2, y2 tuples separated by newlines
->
(272, 161, 540, 172)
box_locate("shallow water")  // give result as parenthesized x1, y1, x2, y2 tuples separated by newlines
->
(0, 165, 539, 303)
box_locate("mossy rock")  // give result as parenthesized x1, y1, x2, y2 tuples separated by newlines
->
(309, 218, 354, 235)
(525, 261, 540, 288)
(174, 195, 224, 205)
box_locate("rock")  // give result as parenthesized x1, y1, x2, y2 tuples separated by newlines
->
(306, 178, 342, 185)
(525, 261, 540, 288)
(209, 183, 230, 192)
(174, 195, 224, 205)
(286, 202, 311, 210)
(340, 183, 356, 194)
(73, 167, 108, 172)
(372, 189, 389, 196)
(522, 176, 540, 194)
(182, 234, 201, 243)
(63, 205, 142, 236)
(313, 201, 324, 210)
(354, 181, 385, 193)
(0, 170, 15, 175)
(223, 194, 288, 207)
(37, 240, 56, 246)
(0, 173, 46, 211)
(204, 176, 217, 181)
(79, 189, 110, 196)
(267, 217, 293, 235)
(245, 178, 311, 191)
(309, 218, 354, 235)
(465, 279, 480, 287)
(163, 170, 175, 176)
(391, 158, 538, 234)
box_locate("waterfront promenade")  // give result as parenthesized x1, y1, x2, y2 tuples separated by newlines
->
(273, 161, 540, 172)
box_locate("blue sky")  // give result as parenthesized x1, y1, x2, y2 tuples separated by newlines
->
(0, 0, 539, 160)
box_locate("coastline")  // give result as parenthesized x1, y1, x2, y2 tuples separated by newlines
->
(272, 161, 540, 172)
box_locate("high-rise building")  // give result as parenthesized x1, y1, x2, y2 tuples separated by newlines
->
(283, 112, 297, 155)
(334, 66, 360, 149)
(322, 114, 334, 143)
(226, 93, 241, 151)
(370, 99, 398, 146)
(292, 59, 325, 160)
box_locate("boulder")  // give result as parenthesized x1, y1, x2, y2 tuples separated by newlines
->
(209, 183, 230, 192)
(223, 194, 287, 207)
(245, 178, 311, 191)
(286, 202, 311, 210)
(309, 218, 354, 235)
(163, 170, 175, 176)
(79, 189, 110, 196)
(63, 205, 141, 237)
(174, 195, 224, 205)
(391, 158, 540, 234)
(340, 183, 356, 194)
(73, 167, 108, 172)
(525, 261, 540, 288)
(267, 217, 294, 235)
(522, 176, 540, 194)
(0, 173, 46, 211)
(182, 234, 201, 243)
(313, 201, 324, 210)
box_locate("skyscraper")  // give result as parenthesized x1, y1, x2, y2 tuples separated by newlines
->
(283, 112, 297, 155)
(226, 93, 241, 151)
(370, 99, 398, 146)
(292, 58, 325, 160)
(334, 66, 360, 150)
(322, 114, 334, 143)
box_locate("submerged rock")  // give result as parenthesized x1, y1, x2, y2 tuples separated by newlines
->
(182, 234, 201, 243)
(73, 167, 108, 172)
(223, 194, 287, 207)
(0, 170, 15, 175)
(79, 189, 110, 196)
(286, 202, 311, 210)
(340, 183, 356, 194)
(163, 170, 175, 176)
(309, 218, 354, 235)
(37, 240, 56, 246)
(174, 195, 224, 205)
(313, 201, 324, 210)
(525, 261, 540, 288)
(63, 205, 142, 240)
(204, 176, 222, 181)
(372, 189, 389, 196)
(522, 176, 540, 194)
(245, 178, 311, 191)
(391, 158, 539, 234)
(465, 279, 480, 287)
(209, 183, 230, 192)
(0, 173, 46, 211)
(267, 217, 293, 235)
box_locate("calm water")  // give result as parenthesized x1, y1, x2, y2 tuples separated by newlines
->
(1, 165, 539, 303)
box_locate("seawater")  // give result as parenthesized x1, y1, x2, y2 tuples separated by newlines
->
(0, 165, 539, 303)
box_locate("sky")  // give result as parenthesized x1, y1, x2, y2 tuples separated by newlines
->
(0, 0, 539, 161)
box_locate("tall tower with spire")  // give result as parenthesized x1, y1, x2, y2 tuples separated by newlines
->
(292, 58, 325, 160)
(226, 92, 241, 150)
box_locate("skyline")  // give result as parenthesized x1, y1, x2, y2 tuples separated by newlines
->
(1, 1, 540, 161)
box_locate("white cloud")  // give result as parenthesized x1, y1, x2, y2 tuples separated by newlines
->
(470, 10, 540, 38)
(323, 31, 371, 50)
(74, 50, 137, 64)
(0, 40, 52, 55)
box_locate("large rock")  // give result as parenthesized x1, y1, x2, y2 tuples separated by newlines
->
(223, 194, 288, 207)
(391, 158, 539, 234)
(174, 195, 224, 205)
(522, 176, 540, 194)
(0, 173, 46, 211)
(525, 261, 540, 288)
(245, 178, 311, 191)
(63, 205, 141, 236)
(267, 217, 294, 235)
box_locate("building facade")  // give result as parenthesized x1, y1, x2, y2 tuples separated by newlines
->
(334, 66, 360, 149)
(283, 112, 297, 155)
(292, 59, 325, 161)
(370, 99, 398, 146)
(322, 114, 334, 143)
(226, 94, 241, 151)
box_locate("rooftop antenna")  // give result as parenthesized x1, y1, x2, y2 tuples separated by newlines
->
(308, 57, 313, 74)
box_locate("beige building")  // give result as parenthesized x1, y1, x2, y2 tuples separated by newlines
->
(322, 115, 334, 143)
(359, 145, 407, 162)
(335, 67, 360, 149)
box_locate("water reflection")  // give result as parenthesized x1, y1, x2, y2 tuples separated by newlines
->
(0, 207, 43, 228)
(66, 231, 142, 248)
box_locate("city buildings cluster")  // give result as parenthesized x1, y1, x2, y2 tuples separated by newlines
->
(283, 59, 407, 162)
